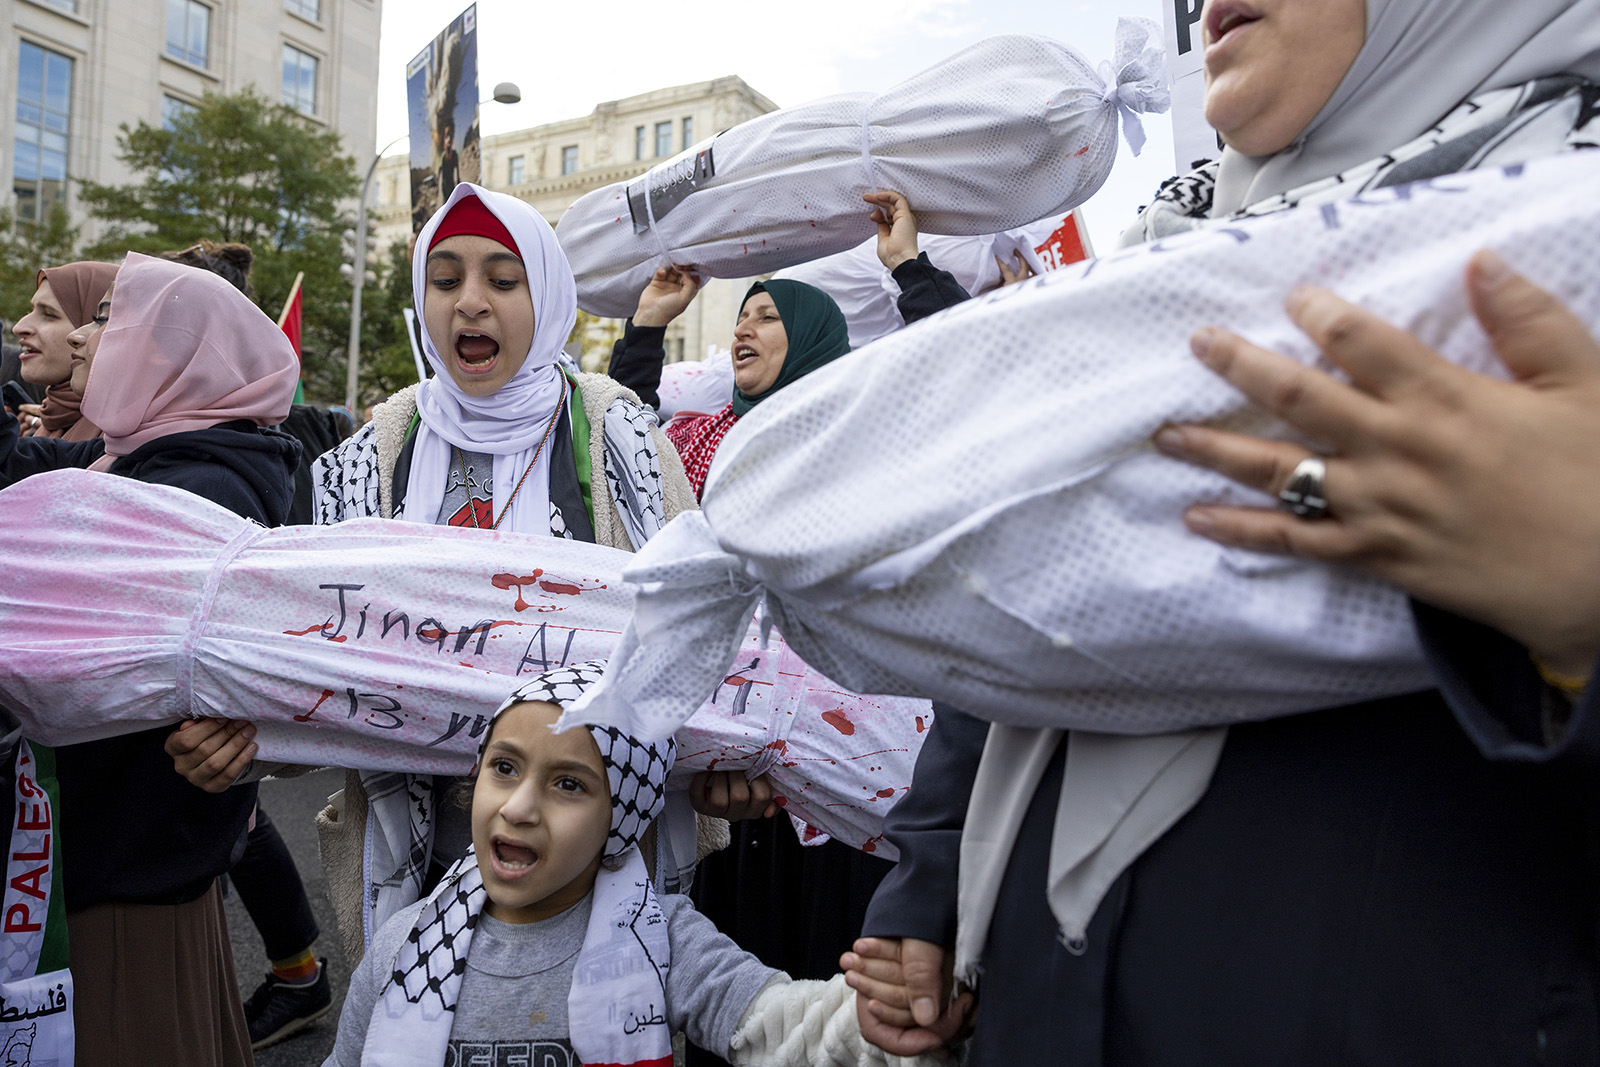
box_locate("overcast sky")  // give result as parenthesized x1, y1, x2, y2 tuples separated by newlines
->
(373, 0, 1177, 252)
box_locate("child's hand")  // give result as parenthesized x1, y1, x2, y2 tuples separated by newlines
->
(688, 770, 778, 821)
(165, 717, 256, 792)
(840, 936, 973, 1056)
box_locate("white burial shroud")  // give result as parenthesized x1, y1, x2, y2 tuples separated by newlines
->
(555, 21, 1169, 318)
(562, 151, 1600, 743)
(0, 474, 928, 857)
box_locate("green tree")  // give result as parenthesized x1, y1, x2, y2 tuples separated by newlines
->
(77, 87, 362, 401)
(0, 203, 82, 326)
(356, 239, 427, 403)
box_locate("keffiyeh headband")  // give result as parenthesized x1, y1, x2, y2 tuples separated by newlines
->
(486, 660, 675, 859)
(366, 662, 675, 1067)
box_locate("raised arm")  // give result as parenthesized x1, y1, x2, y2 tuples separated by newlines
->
(607, 265, 702, 410)
(863, 192, 970, 327)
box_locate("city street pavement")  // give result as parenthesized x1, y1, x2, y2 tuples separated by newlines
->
(225, 769, 351, 1067)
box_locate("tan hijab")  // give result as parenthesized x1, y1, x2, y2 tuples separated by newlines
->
(28, 261, 119, 442)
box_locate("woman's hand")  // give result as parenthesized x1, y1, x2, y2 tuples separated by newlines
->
(688, 770, 778, 820)
(632, 265, 701, 328)
(841, 936, 974, 1056)
(165, 717, 257, 793)
(1154, 250, 1600, 678)
(15, 404, 42, 434)
(995, 251, 1036, 287)
(865, 191, 920, 272)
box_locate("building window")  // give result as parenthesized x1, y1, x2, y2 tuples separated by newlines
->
(13, 42, 72, 224)
(284, 0, 320, 19)
(634, 125, 646, 161)
(281, 45, 318, 115)
(165, 0, 210, 67)
(38, 0, 78, 12)
(508, 155, 525, 185)
(654, 121, 672, 158)
(162, 94, 196, 131)
(560, 145, 578, 176)
(682, 117, 694, 150)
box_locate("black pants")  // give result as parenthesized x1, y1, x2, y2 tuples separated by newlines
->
(229, 803, 319, 962)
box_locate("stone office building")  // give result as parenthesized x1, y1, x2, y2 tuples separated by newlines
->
(3, 0, 380, 242)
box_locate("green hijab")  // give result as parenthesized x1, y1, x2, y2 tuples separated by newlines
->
(730, 279, 851, 416)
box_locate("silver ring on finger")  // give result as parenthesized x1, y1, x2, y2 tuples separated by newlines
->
(1278, 456, 1331, 520)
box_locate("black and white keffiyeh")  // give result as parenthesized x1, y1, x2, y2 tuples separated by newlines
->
(1123, 77, 1599, 246)
(363, 663, 675, 1067)
(493, 661, 676, 858)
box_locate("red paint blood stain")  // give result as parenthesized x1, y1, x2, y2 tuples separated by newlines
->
(417, 627, 447, 642)
(862, 836, 881, 853)
(773, 795, 788, 807)
(802, 823, 823, 842)
(915, 716, 925, 733)
(1073, 145, 1090, 157)
(283, 623, 327, 637)
(537, 578, 583, 596)
(821, 710, 855, 736)
(294, 688, 337, 723)
(764, 739, 787, 755)
(328, 635, 347, 642)
(876, 788, 895, 798)
(493, 571, 542, 611)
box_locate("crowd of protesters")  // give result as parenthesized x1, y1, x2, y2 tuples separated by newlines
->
(1, 0, 1599, 1064)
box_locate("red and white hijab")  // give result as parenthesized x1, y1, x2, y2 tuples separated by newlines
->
(405, 183, 579, 535)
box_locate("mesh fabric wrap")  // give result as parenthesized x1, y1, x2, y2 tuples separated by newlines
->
(563, 151, 1600, 741)
(556, 23, 1167, 317)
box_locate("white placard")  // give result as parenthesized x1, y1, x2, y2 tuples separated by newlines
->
(1162, 0, 1220, 169)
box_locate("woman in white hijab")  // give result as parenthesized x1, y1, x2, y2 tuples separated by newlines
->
(849, 2, 1600, 1064)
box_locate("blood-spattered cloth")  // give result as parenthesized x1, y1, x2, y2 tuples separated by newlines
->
(559, 150, 1600, 743)
(0, 471, 925, 856)
(555, 22, 1168, 318)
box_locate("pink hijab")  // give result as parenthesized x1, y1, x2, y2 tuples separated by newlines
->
(81, 253, 298, 464)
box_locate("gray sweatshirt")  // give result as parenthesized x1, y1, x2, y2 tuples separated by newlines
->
(323, 890, 777, 1066)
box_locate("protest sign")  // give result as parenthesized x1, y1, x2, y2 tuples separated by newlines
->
(0, 475, 927, 855)
(0, 741, 71, 1067)
(1162, 0, 1219, 169)
(405, 4, 480, 235)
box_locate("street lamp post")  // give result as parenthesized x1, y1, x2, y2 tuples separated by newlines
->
(343, 81, 523, 415)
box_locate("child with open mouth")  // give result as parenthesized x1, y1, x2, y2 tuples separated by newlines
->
(322, 662, 942, 1067)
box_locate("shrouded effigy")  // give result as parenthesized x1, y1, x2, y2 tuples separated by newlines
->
(0, 470, 928, 856)
(555, 21, 1169, 317)
(562, 151, 1600, 742)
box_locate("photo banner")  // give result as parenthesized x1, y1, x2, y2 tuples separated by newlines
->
(405, 4, 480, 235)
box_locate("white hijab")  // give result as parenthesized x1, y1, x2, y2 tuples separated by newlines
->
(405, 183, 579, 533)
(1212, 0, 1600, 214)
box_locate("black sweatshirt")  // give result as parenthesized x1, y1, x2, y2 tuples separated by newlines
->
(0, 408, 301, 906)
